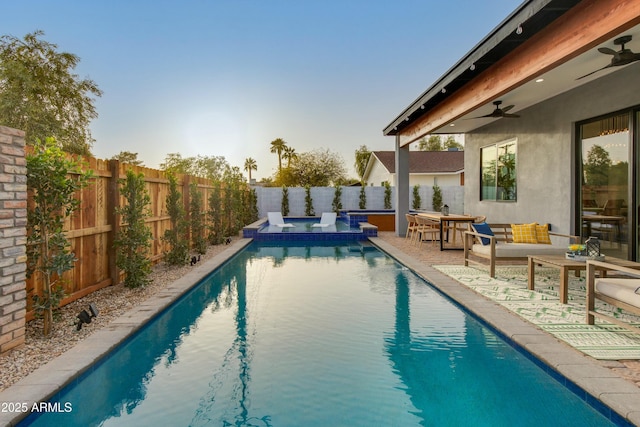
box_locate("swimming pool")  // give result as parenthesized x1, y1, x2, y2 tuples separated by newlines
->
(20, 241, 621, 426)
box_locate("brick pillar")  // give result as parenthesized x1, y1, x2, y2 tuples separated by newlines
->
(0, 126, 27, 354)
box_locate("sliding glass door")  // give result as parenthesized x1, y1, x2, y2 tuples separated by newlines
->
(578, 112, 631, 258)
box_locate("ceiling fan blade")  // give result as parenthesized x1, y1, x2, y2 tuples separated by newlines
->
(576, 64, 613, 80)
(502, 113, 520, 118)
(598, 47, 618, 56)
(501, 105, 515, 113)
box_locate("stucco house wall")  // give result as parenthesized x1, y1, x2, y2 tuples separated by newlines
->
(464, 62, 640, 235)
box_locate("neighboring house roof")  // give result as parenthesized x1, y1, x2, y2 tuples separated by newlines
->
(364, 150, 464, 177)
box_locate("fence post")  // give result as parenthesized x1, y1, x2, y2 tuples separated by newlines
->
(107, 160, 121, 286)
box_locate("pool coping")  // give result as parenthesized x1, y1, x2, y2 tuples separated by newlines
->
(369, 237, 640, 426)
(0, 238, 253, 427)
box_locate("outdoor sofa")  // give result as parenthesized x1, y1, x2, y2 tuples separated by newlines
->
(586, 260, 640, 334)
(463, 222, 578, 278)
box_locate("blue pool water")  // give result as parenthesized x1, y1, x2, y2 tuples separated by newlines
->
(21, 242, 619, 426)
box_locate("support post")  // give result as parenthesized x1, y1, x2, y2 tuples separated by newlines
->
(395, 136, 410, 236)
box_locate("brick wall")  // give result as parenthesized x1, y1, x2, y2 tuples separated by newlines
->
(0, 126, 27, 354)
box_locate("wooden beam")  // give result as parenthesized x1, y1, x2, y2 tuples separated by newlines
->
(398, 0, 640, 146)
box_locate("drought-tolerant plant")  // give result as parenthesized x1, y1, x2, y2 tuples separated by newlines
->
(26, 137, 92, 336)
(412, 185, 422, 210)
(115, 169, 152, 288)
(332, 184, 342, 214)
(432, 184, 443, 212)
(304, 185, 315, 216)
(281, 186, 289, 216)
(189, 182, 207, 255)
(163, 173, 189, 265)
(246, 187, 259, 224)
(359, 184, 367, 209)
(383, 181, 392, 209)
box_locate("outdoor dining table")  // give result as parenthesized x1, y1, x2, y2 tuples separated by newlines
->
(417, 212, 475, 251)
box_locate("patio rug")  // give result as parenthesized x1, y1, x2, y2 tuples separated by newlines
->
(432, 265, 640, 360)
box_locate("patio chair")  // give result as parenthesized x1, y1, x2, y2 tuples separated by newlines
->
(312, 212, 337, 227)
(586, 260, 640, 334)
(405, 214, 418, 242)
(267, 212, 295, 228)
(415, 215, 440, 247)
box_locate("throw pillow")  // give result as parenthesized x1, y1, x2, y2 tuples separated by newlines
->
(471, 222, 494, 245)
(535, 223, 552, 244)
(511, 223, 538, 244)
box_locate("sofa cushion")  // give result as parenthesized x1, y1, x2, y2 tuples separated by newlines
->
(472, 242, 567, 258)
(535, 224, 552, 244)
(471, 222, 494, 245)
(511, 223, 538, 244)
(595, 278, 640, 310)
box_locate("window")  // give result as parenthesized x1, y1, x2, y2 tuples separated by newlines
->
(481, 139, 517, 201)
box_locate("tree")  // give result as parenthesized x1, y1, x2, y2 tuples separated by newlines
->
(111, 151, 144, 166)
(282, 146, 298, 168)
(270, 138, 287, 172)
(244, 157, 257, 182)
(584, 145, 612, 186)
(27, 138, 92, 336)
(418, 135, 443, 151)
(304, 185, 315, 216)
(443, 136, 464, 151)
(0, 31, 102, 155)
(290, 149, 347, 186)
(115, 170, 152, 288)
(160, 153, 230, 181)
(354, 145, 372, 182)
(159, 153, 193, 175)
(359, 185, 367, 209)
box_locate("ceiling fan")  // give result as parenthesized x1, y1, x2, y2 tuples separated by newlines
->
(577, 35, 640, 80)
(471, 100, 520, 119)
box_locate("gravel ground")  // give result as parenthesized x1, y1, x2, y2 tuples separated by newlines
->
(0, 243, 229, 392)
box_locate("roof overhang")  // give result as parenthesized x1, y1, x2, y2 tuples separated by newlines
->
(384, 0, 640, 147)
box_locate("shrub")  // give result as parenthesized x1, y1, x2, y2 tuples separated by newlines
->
(281, 186, 289, 216)
(305, 185, 315, 216)
(190, 182, 207, 255)
(412, 185, 421, 210)
(163, 173, 189, 265)
(115, 169, 152, 288)
(359, 185, 366, 209)
(383, 181, 392, 209)
(432, 184, 443, 212)
(332, 184, 342, 214)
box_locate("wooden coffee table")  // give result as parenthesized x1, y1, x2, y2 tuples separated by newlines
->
(527, 254, 640, 304)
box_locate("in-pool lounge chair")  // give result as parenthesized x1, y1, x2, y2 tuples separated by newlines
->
(312, 212, 337, 228)
(586, 259, 640, 334)
(267, 212, 295, 228)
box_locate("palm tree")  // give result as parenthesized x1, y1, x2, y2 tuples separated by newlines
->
(282, 146, 298, 168)
(244, 157, 257, 182)
(270, 138, 287, 172)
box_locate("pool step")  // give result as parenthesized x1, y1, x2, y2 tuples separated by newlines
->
(348, 242, 377, 253)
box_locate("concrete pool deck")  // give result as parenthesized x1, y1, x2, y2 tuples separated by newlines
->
(1, 234, 640, 425)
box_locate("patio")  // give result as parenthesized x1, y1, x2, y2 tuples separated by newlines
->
(375, 231, 640, 388)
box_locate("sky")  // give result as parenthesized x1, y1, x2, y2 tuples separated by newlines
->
(2, 0, 523, 180)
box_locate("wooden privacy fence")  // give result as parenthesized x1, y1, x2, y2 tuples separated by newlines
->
(26, 154, 219, 315)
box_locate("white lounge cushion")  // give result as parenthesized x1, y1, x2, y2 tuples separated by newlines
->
(267, 212, 295, 228)
(312, 212, 337, 228)
(471, 243, 567, 258)
(594, 278, 640, 310)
